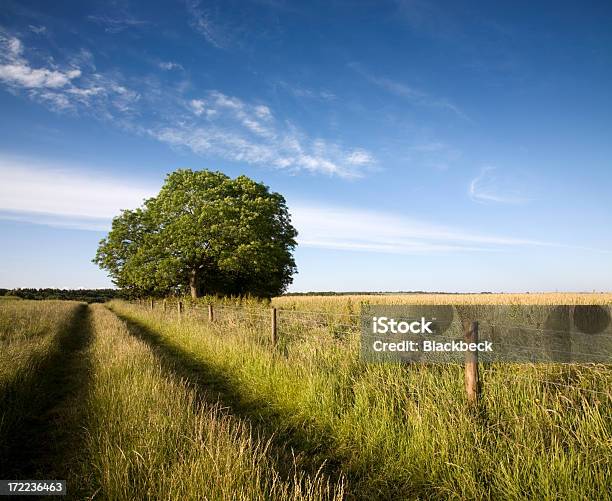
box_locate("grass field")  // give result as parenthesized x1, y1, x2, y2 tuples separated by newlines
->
(272, 292, 612, 310)
(0, 300, 87, 477)
(1, 296, 611, 500)
(0, 300, 343, 500)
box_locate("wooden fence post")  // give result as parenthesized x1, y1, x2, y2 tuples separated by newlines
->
(177, 300, 183, 318)
(271, 307, 277, 346)
(163, 299, 167, 312)
(464, 321, 480, 404)
(208, 304, 214, 322)
(150, 298, 154, 310)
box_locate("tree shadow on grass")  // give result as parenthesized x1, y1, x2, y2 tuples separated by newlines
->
(0, 303, 93, 488)
(111, 310, 362, 498)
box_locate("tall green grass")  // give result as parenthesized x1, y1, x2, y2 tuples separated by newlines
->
(0, 300, 82, 471)
(77, 304, 343, 500)
(110, 300, 612, 500)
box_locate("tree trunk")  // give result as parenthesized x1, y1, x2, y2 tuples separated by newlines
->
(189, 269, 199, 299)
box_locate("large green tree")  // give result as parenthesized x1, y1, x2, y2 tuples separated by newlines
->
(94, 169, 298, 298)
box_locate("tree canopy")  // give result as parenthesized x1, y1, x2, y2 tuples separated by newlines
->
(94, 169, 298, 298)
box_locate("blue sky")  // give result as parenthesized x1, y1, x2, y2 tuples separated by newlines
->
(1, 0, 611, 292)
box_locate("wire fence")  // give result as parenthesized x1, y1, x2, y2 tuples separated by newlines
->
(129, 299, 612, 401)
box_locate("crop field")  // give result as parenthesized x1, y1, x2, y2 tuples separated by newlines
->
(272, 292, 612, 309)
(1, 296, 611, 500)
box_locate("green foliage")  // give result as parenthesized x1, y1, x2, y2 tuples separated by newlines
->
(94, 169, 298, 298)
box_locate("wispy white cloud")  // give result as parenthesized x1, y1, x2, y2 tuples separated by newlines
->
(0, 64, 80, 89)
(469, 167, 529, 204)
(276, 80, 336, 101)
(346, 149, 375, 166)
(349, 62, 469, 120)
(366, 75, 422, 100)
(0, 157, 550, 253)
(0, 34, 81, 89)
(0, 156, 155, 225)
(153, 90, 374, 177)
(0, 34, 372, 178)
(185, 0, 230, 48)
(0, 210, 111, 232)
(159, 61, 183, 71)
(393, 0, 456, 39)
(291, 203, 549, 254)
(28, 25, 47, 35)
(87, 14, 150, 34)
(0, 32, 139, 115)
(254, 104, 272, 119)
(189, 98, 209, 116)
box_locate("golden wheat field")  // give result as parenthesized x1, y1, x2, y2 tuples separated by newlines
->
(271, 292, 612, 311)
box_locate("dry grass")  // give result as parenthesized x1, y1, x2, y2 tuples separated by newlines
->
(77, 304, 344, 500)
(111, 298, 612, 500)
(3, 297, 610, 499)
(272, 293, 612, 313)
(0, 300, 82, 461)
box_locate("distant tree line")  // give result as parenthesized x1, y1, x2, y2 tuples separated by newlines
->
(0, 288, 123, 303)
